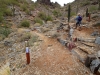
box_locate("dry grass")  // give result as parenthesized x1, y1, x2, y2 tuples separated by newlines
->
(0, 63, 10, 75)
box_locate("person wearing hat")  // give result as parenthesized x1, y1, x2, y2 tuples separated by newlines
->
(75, 13, 82, 29)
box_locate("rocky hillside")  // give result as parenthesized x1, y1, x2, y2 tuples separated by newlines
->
(0, 0, 100, 75)
(63, 0, 99, 16)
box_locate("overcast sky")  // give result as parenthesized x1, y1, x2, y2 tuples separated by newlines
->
(32, 0, 74, 6)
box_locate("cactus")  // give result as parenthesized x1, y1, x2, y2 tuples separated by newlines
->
(86, 8, 89, 17)
(68, 4, 71, 23)
(98, 0, 100, 10)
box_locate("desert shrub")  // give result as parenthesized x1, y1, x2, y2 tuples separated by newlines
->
(46, 15, 53, 21)
(0, 64, 11, 75)
(71, 12, 76, 17)
(38, 12, 53, 22)
(66, 12, 76, 17)
(3, 0, 18, 5)
(34, 18, 43, 25)
(0, 34, 6, 41)
(4, 8, 12, 16)
(0, 13, 4, 22)
(30, 4, 35, 11)
(25, 9, 30, 15)
(0, 27, 11, 37)
(20, 4, 28, 11)
(52, 10, 61, 17)
(21, 20, 30, 27)
(29, 35, 38, 46)
(20, 32, 31, 42)
(38, 12, 46, 20)
(81, 1, 90, 6)
(89, 5, 98, 12)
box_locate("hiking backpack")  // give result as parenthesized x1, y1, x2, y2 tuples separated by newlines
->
(78, 16, 82, 21)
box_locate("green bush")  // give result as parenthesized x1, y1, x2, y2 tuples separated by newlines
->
(21, 4, 28, 11)
(30, 4, 35, 11)
(34, 18, 43, 25)
(81, 1, 90, 6)
(29, 35, 38, 46)
(52, 10, 61, 17)
(21, 20, 30, 27)
(4, 8, 12, 16)
(20, 32, 31, 42)
(46, 15, 53, 21)
(25, 9, 30, 15)
(71, 12, 76, 17)
(2, 0, 18, 5)
(0, 13, 4, 22)
(0, 34, 6, 41)
(89, 6, 98, 12)
(38, 12, 46, 20)
(38, 12, 53, 22)
(0, 27, 11, 37)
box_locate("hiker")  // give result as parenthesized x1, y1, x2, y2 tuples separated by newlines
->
(75, 13, 82, 29)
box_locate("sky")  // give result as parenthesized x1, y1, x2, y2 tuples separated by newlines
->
(32, 0, 74, 6)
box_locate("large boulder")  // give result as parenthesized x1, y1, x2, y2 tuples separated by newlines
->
(93, 21, 100, 27)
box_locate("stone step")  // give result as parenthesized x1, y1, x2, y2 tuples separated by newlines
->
(78, 45, 95, 54)
(81, 42, 96, 47)
(71, 48, 87, 63)
(78, 37, 96, 43)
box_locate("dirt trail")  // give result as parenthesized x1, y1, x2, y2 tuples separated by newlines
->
(19, 30, 91, 75)
(10, 27, 93, 75)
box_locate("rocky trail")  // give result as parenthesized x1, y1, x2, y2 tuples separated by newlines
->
(0, 0, 100, 74)
(11, 28, 93, 75)
(0, 22, 100, 75)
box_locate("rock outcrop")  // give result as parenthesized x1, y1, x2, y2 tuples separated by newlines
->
(37, 0, 52, 6)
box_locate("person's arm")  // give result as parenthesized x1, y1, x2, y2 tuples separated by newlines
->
(75, 16, 78, 20)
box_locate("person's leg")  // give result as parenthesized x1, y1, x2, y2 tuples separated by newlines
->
(78, 21, 82, 31)
(76, 22, 78, 28)
(79, 21, 81, 26)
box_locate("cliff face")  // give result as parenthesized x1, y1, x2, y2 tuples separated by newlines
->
(37, 0, 52, 5)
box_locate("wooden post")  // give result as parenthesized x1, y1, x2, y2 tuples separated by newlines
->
(25, 41, 30, 64)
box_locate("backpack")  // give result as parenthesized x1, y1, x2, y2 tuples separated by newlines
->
(78, 16, 82, 21)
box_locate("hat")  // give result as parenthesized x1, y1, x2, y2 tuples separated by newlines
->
(78, 13, 80, 16)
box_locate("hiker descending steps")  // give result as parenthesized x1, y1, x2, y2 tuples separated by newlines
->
(75, 13, 82, 29)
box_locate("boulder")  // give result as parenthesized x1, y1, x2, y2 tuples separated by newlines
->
(93, 21, 100, 27)
(91, 31, 99, 36)
(95, 37, 100, 44)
